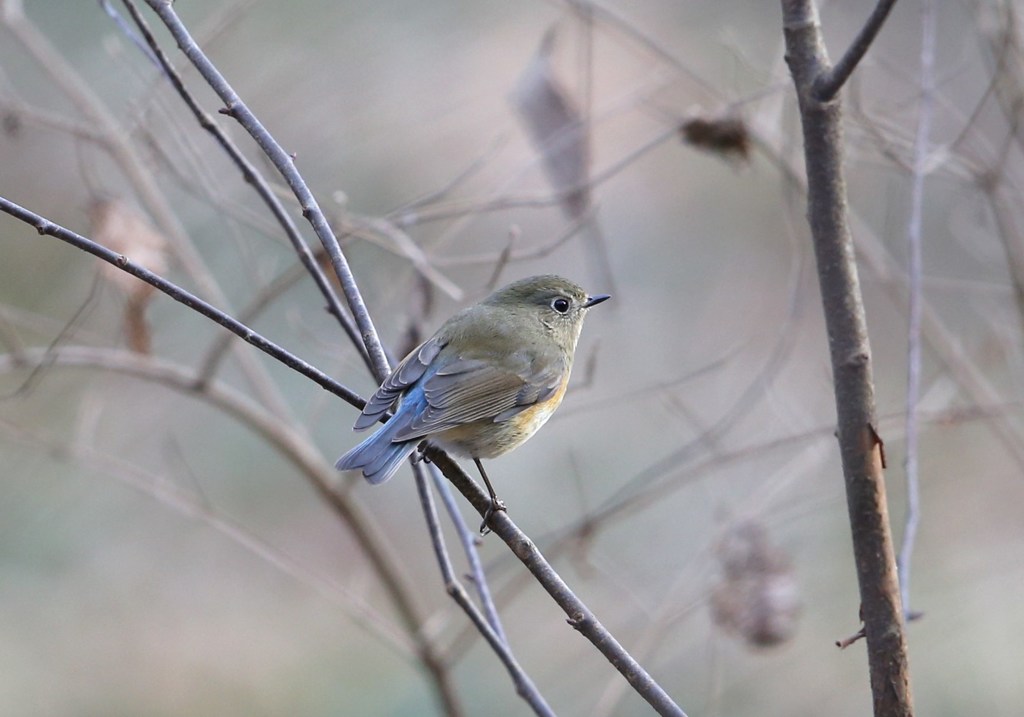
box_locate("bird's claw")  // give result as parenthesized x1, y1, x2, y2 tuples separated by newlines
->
(412, 443, 432, 465)
(479, 497, 507, 535)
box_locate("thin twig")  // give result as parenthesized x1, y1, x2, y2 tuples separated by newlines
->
(898, 0, 935, 622)
(429, 463, 508, 646)
(117, 0, 371, 377)
(0, 417, 415, 657)
(335, 212, 462, 300)
(0, 95, 111, 146)
(142, 0, 390, 382)
(100, 0, 160, 67)
(590, 559, 706, 717)
(412, 463, 554, 717)
(1, 0, 294, 419)
(4, 274, 102, 399)
(0, 196, 363, 408)
(434, 209, 590, 268)
(425, 447, 688, 717)
(196, 256, 335, 383)
(0, 308, 26, 361)
(0, 341, 461, 717)
(392, 125, 677, 227)
(813, 0, 899, 101)
(396, 132, 510, 213)
(556, 0, 719, 99)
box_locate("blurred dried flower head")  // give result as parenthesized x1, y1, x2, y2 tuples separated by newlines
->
(89, 198, 169, 354)
(680, 116, 751, 163)
(3, 111, 22, 138)
(710, 519, 801, 648)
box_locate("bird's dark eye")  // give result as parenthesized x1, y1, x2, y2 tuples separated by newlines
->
(551, 297, 571, 314)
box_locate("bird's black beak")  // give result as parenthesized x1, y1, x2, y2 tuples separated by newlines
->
(584, 293, 611, 308)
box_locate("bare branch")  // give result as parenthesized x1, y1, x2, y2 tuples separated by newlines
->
(781, 0, 913, 714)
(118, 0, 372, 375)
(0, 417, 415, 657)
(0, 342, 461, 716)
(393, 125, 677, 228)
(142, 0, 391, 382)
(812, 0, 899, 101)
(425, 447, 688, 717)
(412, 463, 555, 717)
(898, 0, 936, 623)
(0, 196, 363, 408)
(3, 0, 294, 417)
(428, 464, 508, 646)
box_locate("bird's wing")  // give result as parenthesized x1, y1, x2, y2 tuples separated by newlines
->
(352, 336, 445, 430)
(389, 352, 566, 442)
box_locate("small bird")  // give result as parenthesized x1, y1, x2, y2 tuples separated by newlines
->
(336, 275, 609, 527)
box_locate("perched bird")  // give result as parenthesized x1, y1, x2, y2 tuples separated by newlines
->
(336, 275, 609, 526)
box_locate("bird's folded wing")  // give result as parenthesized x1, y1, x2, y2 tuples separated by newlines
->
(352, 336, 445, 430)
(390, 355, 564, 441)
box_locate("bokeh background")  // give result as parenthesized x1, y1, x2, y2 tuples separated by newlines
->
(2, 1, 1023, 715)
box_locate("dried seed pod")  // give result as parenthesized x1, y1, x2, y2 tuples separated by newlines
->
(90, 199, 168, 354)
(710, 519, 801, 648)
(681, 116, 751, 163)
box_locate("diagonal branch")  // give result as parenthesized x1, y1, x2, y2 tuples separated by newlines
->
(0, 342, 461, 717)
(142, 0, 391, 382)
(0, 417, 415, 657)
(1, 0, 294, 418)
(412, 462, 555, 717)
(425, 447, 688, 717)
(29, 7, 695, 714)
(812, 0, 899, 101)
(428, 464, 509, 646)
(0, 196, 363, 408)
(118, 0, 372, 377)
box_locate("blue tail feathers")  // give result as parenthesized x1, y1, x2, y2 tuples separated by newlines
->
(335, 433, 418, 485)
(340, 446, 416, 486)
(335, 419, 419, 484)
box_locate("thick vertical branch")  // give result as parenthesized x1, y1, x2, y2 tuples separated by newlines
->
(780, 2, 913, 715)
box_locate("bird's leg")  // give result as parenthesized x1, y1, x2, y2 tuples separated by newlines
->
(412, 441, 431, 464)
(474, 457, 506, 534)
